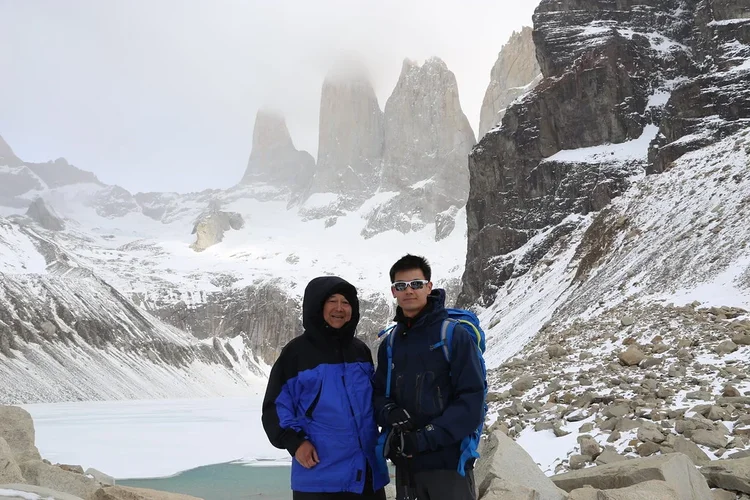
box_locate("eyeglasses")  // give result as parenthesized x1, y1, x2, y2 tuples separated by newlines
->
(391, 280, 430, 292)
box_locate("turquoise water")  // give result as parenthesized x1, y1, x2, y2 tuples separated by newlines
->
(119, 462, 291, 500)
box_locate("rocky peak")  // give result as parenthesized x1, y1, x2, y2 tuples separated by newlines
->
(25, 197, 64, 231)
(249, 109, 294, 155)
(381, 57, 475, 193)
(311, 65, 383, 199)
(361, 57, 475, 239)
(239, 110, 315, 194)
(0, 134, 23, 167)
(25, 157, 101, 189)
(478, 27, 542, 139)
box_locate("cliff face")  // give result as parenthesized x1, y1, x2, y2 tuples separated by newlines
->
(312, 70, 384, 200)
(478, 27, 542, 139)
(361, 58, 476, 239)
(460, 0, 750, 307)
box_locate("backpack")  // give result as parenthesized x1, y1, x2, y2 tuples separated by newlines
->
(378, 308, 488, 476)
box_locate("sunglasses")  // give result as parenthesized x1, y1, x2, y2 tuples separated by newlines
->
(391, 280, 430, 292)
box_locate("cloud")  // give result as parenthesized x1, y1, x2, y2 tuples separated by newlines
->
(0, 0, 540, 193)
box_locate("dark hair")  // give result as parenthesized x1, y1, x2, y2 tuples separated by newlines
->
(389, 254, 432, 282)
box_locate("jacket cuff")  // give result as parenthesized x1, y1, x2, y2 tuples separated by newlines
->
(281, 429, 307, 456)
(416, 427, 432, 452)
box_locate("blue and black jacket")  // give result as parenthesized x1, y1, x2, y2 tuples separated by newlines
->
(373, 289, 485, 473)
(261, 276, 389, 494)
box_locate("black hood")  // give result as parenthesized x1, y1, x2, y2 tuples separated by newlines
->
(302, 276, 360, 342)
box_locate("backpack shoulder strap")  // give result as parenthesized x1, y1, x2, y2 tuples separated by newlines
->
(438, 318, 458, 363)
(384, 327, 397, 398)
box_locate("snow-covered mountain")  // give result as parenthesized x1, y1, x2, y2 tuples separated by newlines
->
(0, 130, 469, 403)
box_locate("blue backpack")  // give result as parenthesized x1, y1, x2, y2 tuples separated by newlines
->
(378, 308, 488, 476)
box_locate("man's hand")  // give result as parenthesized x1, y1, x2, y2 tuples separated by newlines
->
(294, 440, 320, 468)
(385, 404, 413, 432)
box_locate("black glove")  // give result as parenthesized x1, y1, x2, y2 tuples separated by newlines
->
(384, 403, 413, 432)
(401, 430, 420, 457)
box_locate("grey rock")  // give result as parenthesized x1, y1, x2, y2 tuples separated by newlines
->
(0, 483, 84, 500)
(700, 457, 750, 494)
(0, 406, 41, 463)
(190, 203, 244, 252)
(715, 340, 738, 355)
(0, 437, 24, 483)
(600, 480, 681, 499)
(512, 376, 535, 392)
(85, 468, 115, 486)
(551, 453, 712, 499)
(475, 430, 567, 500)
(578, 435, 602, 458)
(672, 436, 711, 465)
(595, 448, 627, 466)
(619, 346, 646, 367)
(690, 429, 729, 449)
(18, 460, 100, 500)
(94, 485, 202, 499)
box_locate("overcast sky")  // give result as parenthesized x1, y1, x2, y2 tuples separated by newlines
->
(0, 0, 540, 193)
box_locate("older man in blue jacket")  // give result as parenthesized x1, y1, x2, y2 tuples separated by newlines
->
(373, 255, 485, 500)
(262, 276, 388, 499)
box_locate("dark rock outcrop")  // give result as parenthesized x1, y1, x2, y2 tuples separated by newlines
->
(460, 0, 749, 307)
(25, 197, 64, 231)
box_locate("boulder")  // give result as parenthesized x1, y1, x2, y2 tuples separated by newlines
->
(699, 456, 750, 494)
(94, 485, 203, 500)
(85, 468, 116, 486)
(481, 476, 541, 500)
(551, 453, 712, 500)
(0, 438, 24, 484)
(475, 430, 567, 500)
(190, 205, 244, 252)
(0, 407, 41, 463)
(599, 479, 680, 499)
(18, 460, 100, 500)
(0, 483, 84, 500)
(618, 346, 646, 366)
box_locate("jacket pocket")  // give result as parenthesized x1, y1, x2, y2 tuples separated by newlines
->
(304, 384, 322, 419)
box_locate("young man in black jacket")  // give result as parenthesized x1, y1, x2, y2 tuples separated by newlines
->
(373, 255, 484, 500)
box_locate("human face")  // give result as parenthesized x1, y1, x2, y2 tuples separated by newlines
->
(392, 269, 432, 318)
(322, 293, 352, 329)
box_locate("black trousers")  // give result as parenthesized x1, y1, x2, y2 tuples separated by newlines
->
(293, 463, 386, 500)
(396, 468, 476, 500)
(292, 489, 386, 500)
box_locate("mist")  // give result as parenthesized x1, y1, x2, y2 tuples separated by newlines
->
(0, 0, 541, 193)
